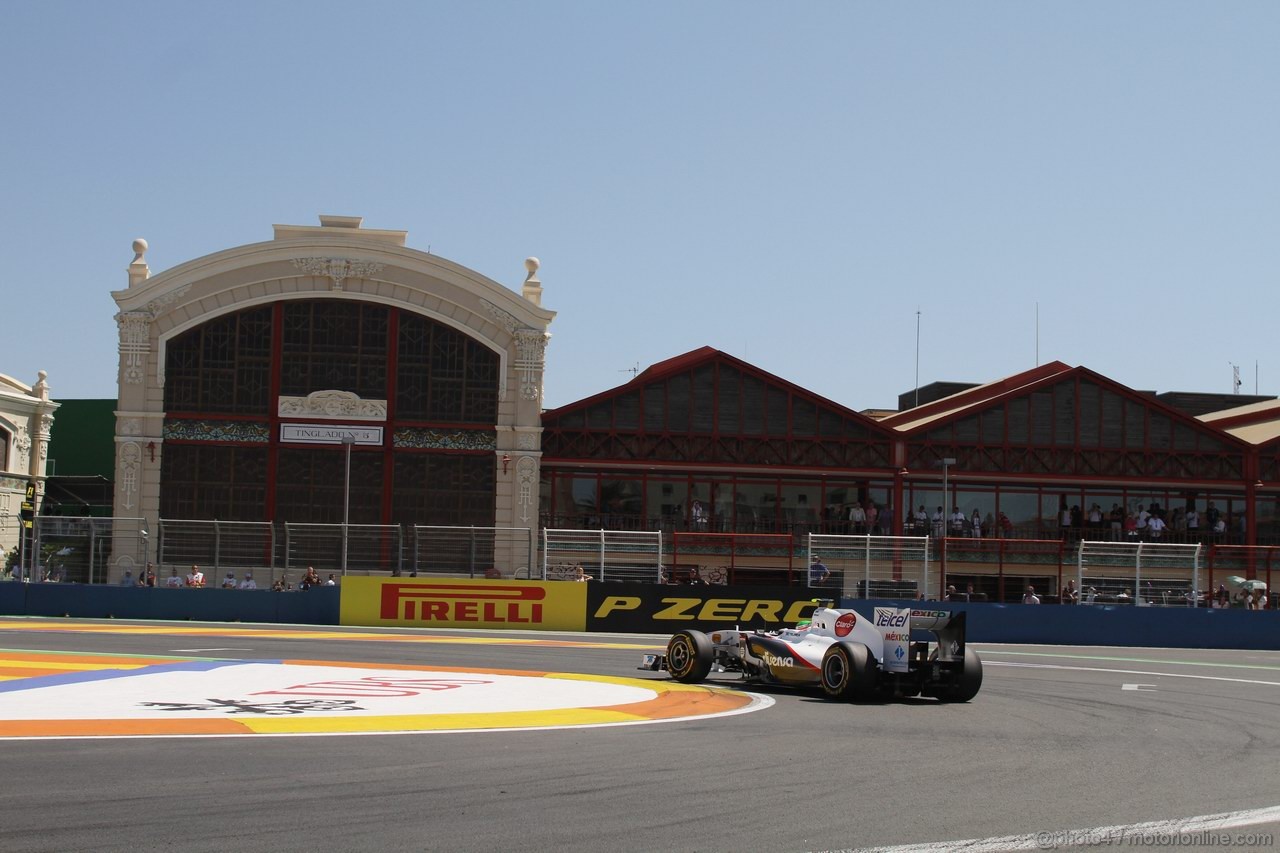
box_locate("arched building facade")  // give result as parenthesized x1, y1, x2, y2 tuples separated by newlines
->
(110, 216, 553, 558)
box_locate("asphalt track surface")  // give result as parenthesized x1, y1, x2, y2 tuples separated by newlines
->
(2, 617, 1279, 853)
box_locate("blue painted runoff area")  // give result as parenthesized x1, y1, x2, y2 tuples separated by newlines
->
(839, 598, 1280, 651)
(0, 582, 340, 625)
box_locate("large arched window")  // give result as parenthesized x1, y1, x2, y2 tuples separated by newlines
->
(160, 300, 500, 525)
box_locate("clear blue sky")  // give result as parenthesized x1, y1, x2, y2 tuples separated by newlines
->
(3, 2, 1277, 411)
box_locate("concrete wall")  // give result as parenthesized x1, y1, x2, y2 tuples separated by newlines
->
(0, 582, 1275, 650)
(840, 598, 1280, 651)
(0, 583, 338, 625)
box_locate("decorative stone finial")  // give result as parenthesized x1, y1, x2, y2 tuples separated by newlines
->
(33, 370, 49, 401)
(521, 257, 543, 307)
(132, 239, 148, 264)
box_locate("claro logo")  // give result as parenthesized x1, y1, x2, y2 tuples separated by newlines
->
(594, 597, 815, 623)
(379, 583, 545, 623)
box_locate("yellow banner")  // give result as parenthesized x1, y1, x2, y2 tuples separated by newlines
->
(340, 577, 587, 631)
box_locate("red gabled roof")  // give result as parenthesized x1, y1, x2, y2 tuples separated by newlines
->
(879, 362, 1074, 431)
(542, 346, 895, 437)
(883, 362, 1252, 450)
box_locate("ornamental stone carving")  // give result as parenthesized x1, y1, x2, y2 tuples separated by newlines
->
(120, 418, 142, 436)
(516, 432, 537, 451)
(514, 329, 549, 402)
(278, 391, 388, 421)
(292, 257, 385, 291)
(516, 455, 538, 524)
(116, 311, 152, 385)
(14, 426, 30, 469)
(118, 441, 141, 511)
(482, 300, 522, 335)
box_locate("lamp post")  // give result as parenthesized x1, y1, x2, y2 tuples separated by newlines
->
(341, 434, 355, 576)
(941, 457, 957, 596)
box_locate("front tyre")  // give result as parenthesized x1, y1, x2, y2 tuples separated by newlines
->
(666, 630, 714, 683)
(821, 641, 877, 701)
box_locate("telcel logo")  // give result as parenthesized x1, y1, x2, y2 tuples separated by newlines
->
(875, 610, 909, 628)
(379, 583, 545, 624)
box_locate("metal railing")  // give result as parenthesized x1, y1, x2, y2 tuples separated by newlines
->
(1076, 541, 1202, 607)
(542, 529, 663, 583)
(28, 516, 148, 584)
(808, 534, 930, 599)
(411, 525, 537, 579)
(158, 519, 277, 576)
(283, 522, 403, 575)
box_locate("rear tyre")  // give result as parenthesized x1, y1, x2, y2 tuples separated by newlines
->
(666, 630, 714, 683)
(938, 647, 983, 703)
(821, 641, 877, 701)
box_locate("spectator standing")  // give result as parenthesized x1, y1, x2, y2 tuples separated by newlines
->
(325, 574, 338, 586)
(849, 503, 866, 534)
(914, 505, 929, 535)
(931, 506, 945, 538)
(220, 572, 237, 589)
(166, 567, 183, 588)
(865, 503, 879, 534)
(144, 564, 157, 587)
(1061, 579, 1079, 605)
(119, 571, 135, 587)
(950, 506, 966, 536)
(1147, 514, 1166, 540)
(186, 565, 205, 588)
(238, 573, 257, 590)
(1022, 585, 1041, 605)
(1186, 507, 1200, 537)
(809, 555, 830, 587)
(970, 509, 982, 539)
(1109, 504, 1124, 540)
(300, 566, 322, 589)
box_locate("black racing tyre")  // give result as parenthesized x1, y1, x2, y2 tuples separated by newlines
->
(938, 647, 983, 703)
(821, 641, 877, 701)
(666, 630, 714, 684)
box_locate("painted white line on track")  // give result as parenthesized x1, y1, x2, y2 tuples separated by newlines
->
(985, 660, 1280, 688)
(848, 804, 1280, 852)
(169, 648, 254, 652)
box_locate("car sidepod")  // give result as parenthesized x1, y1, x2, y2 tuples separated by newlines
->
(745, 635, 821, 686)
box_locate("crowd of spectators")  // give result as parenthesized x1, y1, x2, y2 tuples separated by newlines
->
(118, 563, 337, 590)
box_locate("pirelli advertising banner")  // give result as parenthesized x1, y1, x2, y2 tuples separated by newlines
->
(340, 578, 587, 631)
(586, 583, 820, 633)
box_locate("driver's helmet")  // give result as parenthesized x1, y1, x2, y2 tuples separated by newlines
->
(794, 619, 812, 631)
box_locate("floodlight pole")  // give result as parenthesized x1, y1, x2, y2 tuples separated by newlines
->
(342, 434, 356, 576)
(941, 457, 957, 596)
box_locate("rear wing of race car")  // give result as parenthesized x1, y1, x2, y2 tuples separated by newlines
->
(906, 608, 967, 663)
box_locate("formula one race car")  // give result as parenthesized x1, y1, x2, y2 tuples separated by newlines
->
(639, 602, 982, 702)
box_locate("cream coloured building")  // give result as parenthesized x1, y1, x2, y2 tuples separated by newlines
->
(110, 216, 553, 571)
(0, 371, 58, 560)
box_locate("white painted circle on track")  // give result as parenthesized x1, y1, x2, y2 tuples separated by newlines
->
(0, 657, 773, 738)
(3, 664, 656, 719)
